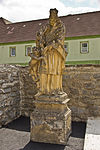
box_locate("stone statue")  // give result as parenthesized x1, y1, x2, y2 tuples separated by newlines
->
(29, 8, 67, 95)
(30, 9, 71, 145)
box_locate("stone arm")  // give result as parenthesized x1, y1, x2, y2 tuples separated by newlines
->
(32, 56, 44, 61)
(29, 53, 44, 60)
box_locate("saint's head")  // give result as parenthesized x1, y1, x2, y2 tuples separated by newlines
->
(49, 8, 58, 26)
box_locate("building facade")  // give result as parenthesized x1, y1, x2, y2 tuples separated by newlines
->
(65, 36, 100, 64)
(0, 11, 100, 65)
(0, 41, 35, 64)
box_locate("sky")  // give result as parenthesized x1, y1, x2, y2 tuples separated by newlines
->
(0, 0, 100, 22)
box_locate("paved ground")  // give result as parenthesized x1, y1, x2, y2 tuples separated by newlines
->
(84, 117, 100, 150)
(1, 116, 86, 150)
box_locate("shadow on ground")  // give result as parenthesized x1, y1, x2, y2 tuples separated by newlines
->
(3, 116, 30, 132)
(20, 141, 65, 150)
(72, 122, 86, 138)
(4, 116, 86, 138)
(3, 116, 86, 150)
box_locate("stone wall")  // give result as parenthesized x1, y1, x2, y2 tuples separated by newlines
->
(20, 65, 100, 122)
(19, 67, 37, 117)
(63, 65, 100, 121)
(0, 64, 100, 125)
(0, 65, 20, 127)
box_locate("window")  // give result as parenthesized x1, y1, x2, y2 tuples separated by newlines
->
(25, 45, 32, 56)
(80, 42, 89, 53)
(9, 47, 16, 57)
(64, 42, 68, 53)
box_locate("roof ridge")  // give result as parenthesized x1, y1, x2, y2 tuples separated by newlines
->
(10, 17, 48, 25)
(0, 10, 100, 44)
(60, 10, 100, 18)
(6, 10, 100, 25)
(0, 17, 6, 25)
(0, 17, 12, 25)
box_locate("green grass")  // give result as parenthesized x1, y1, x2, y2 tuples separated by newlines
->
(2, 60, 100, 66)
(17, 63, 29, 66)
(66, 60, 100, 65)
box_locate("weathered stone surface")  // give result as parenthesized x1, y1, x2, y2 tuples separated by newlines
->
(29, 7, 71, 144)
(19, 66, 36, 116)
(4, 88, 11, 93)
(69, 88, 79, 95)
(93, 73, 100, 79)
(93, 90, 100, 96)
(0, 111, 3, 116)
(74, 73, 91, 80)
(0, 89, 4, 94)
(92, 99, 100, 105)
(19, 64, 100, 122)
(0, 64, 21, 127)
(1, 64, 100, 126)
(83, 82, 96, 89)
(30, 94, 71, 145)
(64, 65, 100, 121)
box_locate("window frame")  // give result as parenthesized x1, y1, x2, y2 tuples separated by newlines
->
(80, 41, 89, 54)
(64, 42, 69, 53)
(25, 45, 32, 56)
(9, 47, 16, 57)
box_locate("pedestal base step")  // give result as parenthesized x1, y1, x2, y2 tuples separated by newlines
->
(30, 93, 71, 145)
(30, 108, 71, 145)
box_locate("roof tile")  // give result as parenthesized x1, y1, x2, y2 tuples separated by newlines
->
(0, 11, 100, 44)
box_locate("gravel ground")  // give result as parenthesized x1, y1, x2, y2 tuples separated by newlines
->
(1, 116, 86, 150)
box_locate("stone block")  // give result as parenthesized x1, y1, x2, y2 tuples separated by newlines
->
(92, 99, 100, 105)
(93, 90, 100, 96)
(84, 82, 96, 89)
(30, 94, 71, 145)
(93, 74, 100, 79)
(0, 80, 5, 84)
(0, 111, 3, 116)
(75, 73, 91, 81)
(69, 88, 79, 95)
(0, 89, 4, 94)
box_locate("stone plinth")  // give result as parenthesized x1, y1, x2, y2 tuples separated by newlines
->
(30, 93, 71, 145)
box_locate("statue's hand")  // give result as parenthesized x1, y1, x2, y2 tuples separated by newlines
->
(51, 43, 58, 49)
(43, 44, 54, 54)
(39, 56, 44, 60)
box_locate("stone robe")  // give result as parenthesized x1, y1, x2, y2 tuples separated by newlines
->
(39, 21, 66, 93)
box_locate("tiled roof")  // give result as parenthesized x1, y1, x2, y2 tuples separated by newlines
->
(0, 11, 100, 44)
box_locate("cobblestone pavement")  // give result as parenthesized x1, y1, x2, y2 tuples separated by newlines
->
(1, 117, 86, 150)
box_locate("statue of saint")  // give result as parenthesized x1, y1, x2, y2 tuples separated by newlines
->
(29, 8, 67, 95)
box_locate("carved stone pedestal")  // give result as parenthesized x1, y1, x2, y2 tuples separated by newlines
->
(30, 93, 71, 145)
